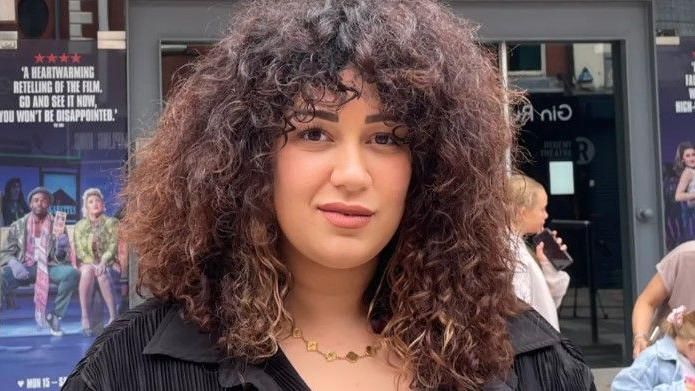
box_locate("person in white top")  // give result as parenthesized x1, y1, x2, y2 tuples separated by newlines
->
(507, 174, 570, 331)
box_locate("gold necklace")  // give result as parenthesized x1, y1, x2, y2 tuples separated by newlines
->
(291, 326, 382, 363)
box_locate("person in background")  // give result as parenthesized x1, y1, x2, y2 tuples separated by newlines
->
(0, 187, 77, 335)
(2, 177, 29, 226)
(612, 306, 695, 390)
(507, 174, 570, 331)
(632, 240, 695, 358)
(74, 188, 119, 336)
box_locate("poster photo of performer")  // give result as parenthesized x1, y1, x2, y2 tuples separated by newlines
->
(674, 141, 695, 208)
(0, 187, 78, 335)
(74, 188, 120, 337)
(665, 141, 695, 248)
(2, 178, 30, 227)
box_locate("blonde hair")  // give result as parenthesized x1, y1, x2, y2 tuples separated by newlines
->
(507, 174, 545, 212)
(81, 188, 104, 218)
(663, 309, 695, 341)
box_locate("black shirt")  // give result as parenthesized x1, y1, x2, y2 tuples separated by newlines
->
(62, 300, 595, 390)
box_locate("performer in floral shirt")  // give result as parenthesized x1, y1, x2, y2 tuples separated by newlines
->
(74, 188, 118, 336)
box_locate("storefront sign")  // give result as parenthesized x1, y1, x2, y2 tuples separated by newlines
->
(516, 102, 574, 123)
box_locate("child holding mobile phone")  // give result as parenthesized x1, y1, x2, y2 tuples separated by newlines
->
(612, 306, 695, 390)
(507, 174, 570, 331)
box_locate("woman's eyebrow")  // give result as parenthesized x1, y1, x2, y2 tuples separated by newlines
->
(295, 109, 339, 122)
(294, 110, 392, 124)
(365, 113, 393, 123)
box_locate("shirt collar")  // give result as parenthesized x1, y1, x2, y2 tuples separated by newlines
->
(141, 306, 283, 390)
(141, 305, 557, 389)
(507, 308, 562, 354)
(655, 335, 679, 361)
(142, 306, 222, 363)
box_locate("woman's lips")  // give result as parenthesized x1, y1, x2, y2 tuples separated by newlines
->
(318, 203, 374, 229)
(320, 210, 372, 228)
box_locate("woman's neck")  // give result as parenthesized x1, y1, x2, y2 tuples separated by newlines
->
(282, 243, 378, 331)
(88, 213, 102, 222)
(511, 223, 525, 237)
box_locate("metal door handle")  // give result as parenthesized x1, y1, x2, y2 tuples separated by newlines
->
(636, 208, 654, 222)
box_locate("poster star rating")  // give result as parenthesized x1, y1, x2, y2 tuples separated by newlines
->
(33, 53, 84, 64)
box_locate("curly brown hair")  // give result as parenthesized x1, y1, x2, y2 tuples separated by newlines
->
(122, 0, 521, 388)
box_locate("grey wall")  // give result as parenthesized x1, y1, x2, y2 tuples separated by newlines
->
(128, 0, 237, 304)
(128, 0, 236, 141)
(656, 0, 695, 35)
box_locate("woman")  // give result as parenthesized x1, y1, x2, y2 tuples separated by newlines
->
(507, 174, 570, 331)
(73, 188, 118, 336)
(632, 240, 695, 358)
(674, 141, 695, 208)
(2, 177, 29, 226)
(64, 1, 594, 389)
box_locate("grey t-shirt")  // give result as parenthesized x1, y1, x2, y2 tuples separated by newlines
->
(656, 240, 695, 310)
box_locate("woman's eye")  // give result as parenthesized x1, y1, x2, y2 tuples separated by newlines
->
(299, 128, 329, 142)
(370, 133, 398, 145)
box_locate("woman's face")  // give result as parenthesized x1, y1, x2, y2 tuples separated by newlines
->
(518, 189, 548, 235)
(273, 69, 412, 270)
(9, 182, 20, 200)
(683, 148, 695, 168)
(86, 195, 105, 217)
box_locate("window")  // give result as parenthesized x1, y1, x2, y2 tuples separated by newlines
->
(508, 43, 545, 76)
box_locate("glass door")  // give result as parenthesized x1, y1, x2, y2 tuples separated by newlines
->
(498, 41, 627, 367)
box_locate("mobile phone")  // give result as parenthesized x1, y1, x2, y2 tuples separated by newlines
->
(532, 228, 574, 270)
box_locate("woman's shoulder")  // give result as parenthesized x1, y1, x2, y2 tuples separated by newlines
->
(73, 298, 173, 358)
(62, 299, 176, 390)
(506, 309, 596, 390)
(62, 299, 283, 391)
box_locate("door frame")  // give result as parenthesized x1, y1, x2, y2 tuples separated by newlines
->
(451, 0, 659, 363)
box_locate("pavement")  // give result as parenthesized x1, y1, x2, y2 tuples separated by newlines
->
(592, 367, 621, 391)
(560, 287, 627, 390)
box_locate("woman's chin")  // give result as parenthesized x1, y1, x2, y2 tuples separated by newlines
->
(307, 248, 379, 270)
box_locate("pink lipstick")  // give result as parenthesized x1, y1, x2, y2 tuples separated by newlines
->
(318, 203, 374, 229)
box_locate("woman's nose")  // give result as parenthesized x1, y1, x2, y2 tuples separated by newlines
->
(329, 144, 372, 192)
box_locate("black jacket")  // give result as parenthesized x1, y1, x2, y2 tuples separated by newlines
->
(62, 300, 596, 390)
